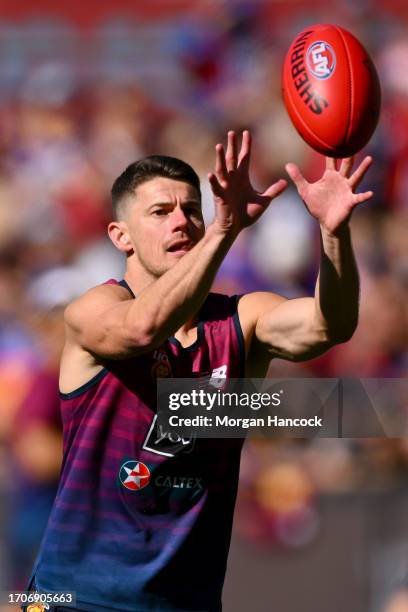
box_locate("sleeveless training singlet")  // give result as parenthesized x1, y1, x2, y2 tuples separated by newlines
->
(29, 281, 246, 612)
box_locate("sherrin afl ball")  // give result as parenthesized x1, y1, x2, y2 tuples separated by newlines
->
(282, 24, 381, 157)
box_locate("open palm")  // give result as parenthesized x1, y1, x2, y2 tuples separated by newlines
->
(208, 131, 287, 235)
(286, 156, 373, 235)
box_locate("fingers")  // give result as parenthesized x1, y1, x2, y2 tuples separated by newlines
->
(352, 190, 374, 205)
(216, 130, 251, 175)
(347, 190, 373, 216)
(285, 163, 308, 195)
(225, 131, 238, 172)
(237, 130, 251, 170)
(215, 144, 228, 182)
(339, 157, 354, 177)
(348, 156, 373, 189)
(208, 173, 224, 198)
(215, 130, 246, 180)
(326, 157, 337, 171)
(262, 179, 288, 200)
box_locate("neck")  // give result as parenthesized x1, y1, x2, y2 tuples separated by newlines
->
(123, 267, 155, 296)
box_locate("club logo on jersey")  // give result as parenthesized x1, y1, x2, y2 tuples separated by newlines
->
(306, 41, 336, 80)
(151, 349, 172, 379)
(27, 605, 49, 612)
(119, 460, 151, 490)
(143, 414, 195, 457)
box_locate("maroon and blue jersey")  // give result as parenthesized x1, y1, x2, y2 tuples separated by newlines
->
(29, 280, 246, 612)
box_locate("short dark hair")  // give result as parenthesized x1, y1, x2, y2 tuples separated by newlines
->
(111, 155, 201, 219)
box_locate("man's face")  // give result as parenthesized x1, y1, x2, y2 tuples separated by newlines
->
(124, 177, 205, 278)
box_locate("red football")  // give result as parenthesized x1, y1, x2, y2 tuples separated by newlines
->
(282, 24, 381, 157)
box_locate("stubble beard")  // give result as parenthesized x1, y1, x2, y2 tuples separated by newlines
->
(133, 245, 172, 281)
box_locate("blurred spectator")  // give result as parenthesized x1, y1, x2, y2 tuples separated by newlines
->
(5, 268, 82, 588)
(0, 3, 406, 608)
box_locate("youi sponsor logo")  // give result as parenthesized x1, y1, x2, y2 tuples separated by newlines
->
(143, 414, 195, 457)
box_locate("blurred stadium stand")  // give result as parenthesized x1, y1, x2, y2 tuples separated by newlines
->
(0, 1, 407, 611)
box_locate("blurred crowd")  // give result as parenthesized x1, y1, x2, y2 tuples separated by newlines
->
(0, 0, 407, 607)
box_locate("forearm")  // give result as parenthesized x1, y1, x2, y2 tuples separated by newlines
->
(314, 224, 359, 341)
(127, 224, 235, 346)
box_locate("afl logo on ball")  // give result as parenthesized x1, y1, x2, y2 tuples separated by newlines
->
(119, 460, 151, 491)
(306, 41, 336, 80)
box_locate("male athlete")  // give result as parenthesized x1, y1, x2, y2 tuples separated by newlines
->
(26, 131, 373, 611)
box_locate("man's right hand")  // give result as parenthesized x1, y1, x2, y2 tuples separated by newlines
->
(208, 130, 287, 237)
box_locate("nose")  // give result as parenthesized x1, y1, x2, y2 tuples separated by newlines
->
(168, 206, 189, 232)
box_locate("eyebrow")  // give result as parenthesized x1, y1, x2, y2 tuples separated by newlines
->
(148, 200, 201, 208)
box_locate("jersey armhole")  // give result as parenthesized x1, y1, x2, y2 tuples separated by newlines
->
(59, 277, 133, 399)
(59, 367, 109, 399)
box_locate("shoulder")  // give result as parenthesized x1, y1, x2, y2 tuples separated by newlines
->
(64, 280, 131, 332)
(238, 291, 286, 321)
(237, 291, 287, 353)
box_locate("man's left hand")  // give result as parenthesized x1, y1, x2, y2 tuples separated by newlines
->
(285, 156, 373, 235)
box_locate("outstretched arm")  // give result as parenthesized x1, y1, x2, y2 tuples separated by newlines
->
(241, 155, 373, 362)
(66, 131, 287, 359)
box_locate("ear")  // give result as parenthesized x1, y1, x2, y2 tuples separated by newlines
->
(108, 221, 133, 253)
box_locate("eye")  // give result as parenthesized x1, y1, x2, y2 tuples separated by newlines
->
(185, 207, 201, 217)
(152, 209, 168, 216)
